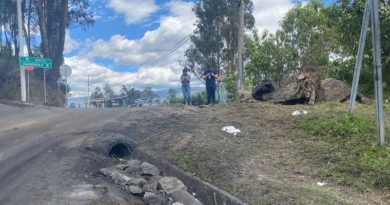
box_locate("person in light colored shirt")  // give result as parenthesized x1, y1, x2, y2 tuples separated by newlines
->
(180, 68, 192, 105)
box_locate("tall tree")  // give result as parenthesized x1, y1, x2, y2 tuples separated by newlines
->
(184, 0, 254, 78)
(245, 30, 298, 87)
(280, 0, 336, 69)
(37, 0, 94, 84)
(103, 84, 115, 99)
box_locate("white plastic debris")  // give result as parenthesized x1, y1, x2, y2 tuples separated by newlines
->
(222, 126, 241, 135)
(292, 110, 309, 116)
(292, 111, 301, 116)
(317, 181, 327, 186)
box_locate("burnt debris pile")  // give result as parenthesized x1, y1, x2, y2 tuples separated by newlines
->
(250, 67, 369, 105)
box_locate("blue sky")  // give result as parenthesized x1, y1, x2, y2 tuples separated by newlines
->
(65, 0, 306, 97)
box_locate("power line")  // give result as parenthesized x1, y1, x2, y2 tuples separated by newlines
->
(137, 29, 195, 75)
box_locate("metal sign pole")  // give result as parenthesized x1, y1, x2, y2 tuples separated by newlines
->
(370, 0, 385, 146)
(87, 74, 90, 109)
(65, 74, 68, 107)
(348, 0, 371, 113)
(44, 69, 47, 104)
(27, 71, 30, 102)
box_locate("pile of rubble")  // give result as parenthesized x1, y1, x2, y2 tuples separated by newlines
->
(100, 159, 203, 205)
(247, 66, 369, 105)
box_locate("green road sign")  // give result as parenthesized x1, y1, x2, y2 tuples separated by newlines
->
(19, 57, 52, 69)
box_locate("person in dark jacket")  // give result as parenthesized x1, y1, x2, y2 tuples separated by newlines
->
(203, 66, 218, 105)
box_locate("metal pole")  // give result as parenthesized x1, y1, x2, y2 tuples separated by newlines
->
(348, 0, 371, 113)
(44, 69, 47, 104)
(370, 0, 385, 146)
(87, 74, 90, 109)
(237, 0, 245, 91)
(27, 70, 29, 102)
(65, 70, 68, 107)
(16, 0, 27, 102)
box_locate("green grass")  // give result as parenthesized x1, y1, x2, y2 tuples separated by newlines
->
(294, 112, 390, 191)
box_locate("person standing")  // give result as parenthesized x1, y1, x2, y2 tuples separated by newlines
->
(203, 65, 218, 105)
(180, 68, 192, 105)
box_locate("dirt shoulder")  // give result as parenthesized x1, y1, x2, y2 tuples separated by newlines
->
(119, 103, 389, 205)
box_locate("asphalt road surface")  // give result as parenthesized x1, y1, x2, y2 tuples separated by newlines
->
(0, 103, 142, 205)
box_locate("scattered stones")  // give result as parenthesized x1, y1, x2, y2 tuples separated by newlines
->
(113, 164, 128, 171)
(124, 160, 142, 174)
(141, 162, 160, 176)
(100, 160, 203, 205)
(143, 192, 171, 205)
(143, 176, 162, 193)
(99, 167, 146, 190)
(127, 185, 143, 195)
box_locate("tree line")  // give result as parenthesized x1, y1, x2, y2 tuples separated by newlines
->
(0, 0, 93, 88)
(185, 0, 390, 98)
(90, 84, 159, 106)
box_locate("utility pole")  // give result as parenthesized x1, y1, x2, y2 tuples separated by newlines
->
(16, 0, 27, 102)
(348, 0, 370, 114)
(370, 0, 385, 146)
(237, 0, 245, 91)
(348, 0, 385, 146)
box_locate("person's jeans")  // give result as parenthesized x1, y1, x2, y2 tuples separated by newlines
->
(206, 83, 216, 104)
(182, 83, 192, 105)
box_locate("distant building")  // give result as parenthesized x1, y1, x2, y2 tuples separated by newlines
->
(88, 96, 127, 108)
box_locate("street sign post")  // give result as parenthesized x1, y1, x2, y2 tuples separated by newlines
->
(19, 57, 52, 69)
(19, 57, 52, 104)
(60, 64, 72, 107)
(23, 66, 34, 102)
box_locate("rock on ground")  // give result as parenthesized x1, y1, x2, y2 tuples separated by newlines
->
(318, 78, 369, 104)
(158, 177, 187, 195)
(236, 90, 256, 103)
(124, 160, 142, 174)
(252, 80, 279, 101)
(141, 162, 161, 176)
(127, 185, 143, 195)
(318, 78, 351, 102)
(143, 191, 171, 205)
(100, 167, 146, 187)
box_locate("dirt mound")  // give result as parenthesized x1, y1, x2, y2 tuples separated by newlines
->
(0, 70, 65, 106)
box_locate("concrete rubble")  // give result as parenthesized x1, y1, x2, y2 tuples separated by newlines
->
(100, 159, 203, 205)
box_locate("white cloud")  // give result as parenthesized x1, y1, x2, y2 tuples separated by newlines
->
(67, 0, 298, 96)
(82, 0, 195, 67)
(66, 0, 199, 97)
(107, 0, 159, 24)
(252, 0, 294, 33)
(64, 31, 79, 54)
(65, 56, 198, 97)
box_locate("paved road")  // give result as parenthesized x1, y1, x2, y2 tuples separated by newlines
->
(0, 104, 142, 205)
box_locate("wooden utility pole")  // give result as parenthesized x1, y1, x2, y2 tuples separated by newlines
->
(237, 0, 245, 91)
